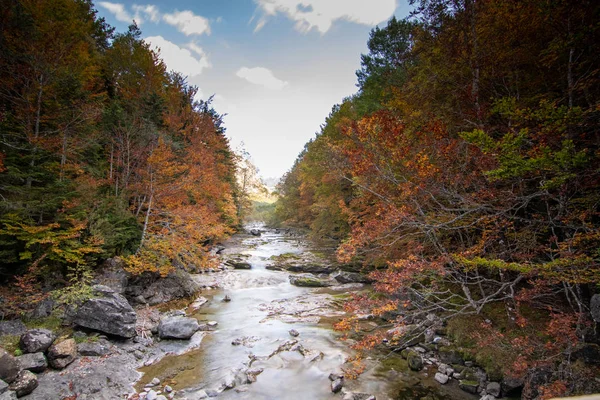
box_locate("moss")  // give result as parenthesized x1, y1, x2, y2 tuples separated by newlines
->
(0, 334, 20, 353)
(379, 355, 410, 372)
(24, 314, 63, 331)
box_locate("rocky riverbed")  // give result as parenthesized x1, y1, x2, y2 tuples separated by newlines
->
(0, 225, 502, 400)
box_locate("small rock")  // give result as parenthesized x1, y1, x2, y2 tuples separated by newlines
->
(191, 390, 208, 399)
(47, 339, 77, 369)
(435, 372, 449, 384)
(413, 346, 426, 353)
(486, 382, 501, 397)
(164, 385, 172, 393)
(331, 378, 344, 393)
(480, 395, 496, 400)
(134, 350, 144, 360)
(329, 372, 343, 381)
(156, 396, 167, 400)
(9, 370, 38, 397)
(207, 321, 218, 327)
(0, 349, 20, 384)
(146, 389, 158, 400)
(16, 352, 47, 373)
(289, 329, 299, 337)
(19, 329, 55, 354)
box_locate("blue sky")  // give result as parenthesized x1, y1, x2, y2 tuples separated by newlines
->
(95, 0, 413, 179)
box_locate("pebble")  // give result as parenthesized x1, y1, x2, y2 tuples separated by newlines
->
(434, 372, 449, 384)
(164, 385, 172, 393)
(207, 321, 218, 327)
(146, 390, 158, 400)
(289, 329, 299, 337)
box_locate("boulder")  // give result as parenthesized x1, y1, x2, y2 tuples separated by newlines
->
(30, 298, 55, 319)
(158, 316, 199, 339)
(331, 378, 344, 393)
(19, 329, 55, 354)
(8, 370, 37, 397)
(0, 349, 20, 384)
(288, 274, 333, 287)
(434, 372, 449, 384)
(591, 294, 600, 323)
(0, 380, 7, 395)
(78, 340, 111, 357)
(47, 338, 77, 369)
(0, 320, 26, 336)
(487, 381, 501, 397)
(0, 391, 17, 400)
(228, 261, 252, 269)
(135, 271, 200, 306)
(94, 258, 128, 294)
(458, 380, 479, 394)
(331, 270, 373, 284)
(73, 285, 136, 338)
(438, 346, 464, 365)
(16, 352, 47, 373)
(572, 343, 600, 365)
(501, 376, 524, 397)
(407, 351, 423, 371)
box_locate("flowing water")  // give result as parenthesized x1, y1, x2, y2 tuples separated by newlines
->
(137, 225, 472, 400)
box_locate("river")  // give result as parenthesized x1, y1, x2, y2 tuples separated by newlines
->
(136, 225, 472, 400)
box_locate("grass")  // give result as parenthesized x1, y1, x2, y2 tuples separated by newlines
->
(0, 334, 20, 354)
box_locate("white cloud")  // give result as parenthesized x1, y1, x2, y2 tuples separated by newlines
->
(98, 2, 134, 23)
(185, 43, 207, 58)
(145, 36, 210, 77)
(236, 67, 288, 90)
(163, 10, 211, 36)
(133, 4, 160, 23)
(253, 0, 397, 34)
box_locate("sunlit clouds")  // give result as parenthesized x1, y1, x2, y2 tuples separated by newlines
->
(236, 67, 288, 90)
(253, 0, 397, 34)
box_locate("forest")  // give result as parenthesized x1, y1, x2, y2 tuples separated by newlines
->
(0, 1, 241, 313)
(274, 0, 600, 397)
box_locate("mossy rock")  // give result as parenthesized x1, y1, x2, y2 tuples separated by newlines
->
(407, 351, 423, 371)
(452, 364, 465, 373)
(458, 380, 479, 394)
(438, 346, 465, 365)
(380, 355, 410, 372)
(288, 275, 332, 287)
(400, 349, 410, 359)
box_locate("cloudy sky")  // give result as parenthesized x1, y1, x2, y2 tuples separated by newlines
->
(96, 0, 412, 180)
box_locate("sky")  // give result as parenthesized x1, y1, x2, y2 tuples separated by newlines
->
(95, 0, 413, 180)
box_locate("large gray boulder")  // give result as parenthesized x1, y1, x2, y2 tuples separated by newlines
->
(158, 316, 199, 340)
(0, 349, 20, 384)
(47, 338, 77, 369)
(20, 329, 55, 354)
(74, 285, 136, 338)
(8, 370, 37, 397)
(16, 352, 47, 373)
(126, 271, 199, 306)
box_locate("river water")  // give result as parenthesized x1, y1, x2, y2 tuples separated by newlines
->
(137, 226, 471, 400)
